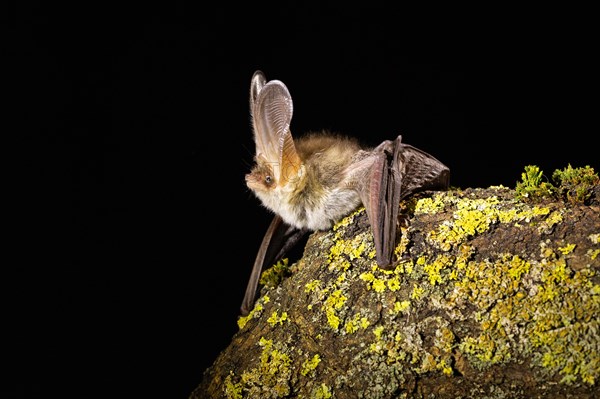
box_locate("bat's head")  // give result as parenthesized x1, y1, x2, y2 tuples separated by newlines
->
(245, 154, 277, 193)
(245, 159, 289, 219)
(247, 71, 304, 204)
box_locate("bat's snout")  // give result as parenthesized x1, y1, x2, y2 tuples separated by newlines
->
(245, 172, 265, 191)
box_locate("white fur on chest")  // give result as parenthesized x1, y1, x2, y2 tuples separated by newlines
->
(254, 185, 361, 231)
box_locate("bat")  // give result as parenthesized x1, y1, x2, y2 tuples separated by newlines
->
(241, 70, 450, 315)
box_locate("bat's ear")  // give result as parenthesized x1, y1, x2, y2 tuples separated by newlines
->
(251, 73, 302, 186)
(250, 70, 267, 108)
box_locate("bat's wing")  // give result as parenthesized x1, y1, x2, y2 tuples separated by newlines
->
(395, 140, 450, 199)
(240, 215, 309, 316)
(355, 135, 450, 268)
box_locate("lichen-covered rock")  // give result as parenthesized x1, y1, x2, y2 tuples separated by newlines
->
(192, 182, 600, 399)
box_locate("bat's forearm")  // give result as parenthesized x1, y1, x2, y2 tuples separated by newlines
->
(241, 216, 309, 315)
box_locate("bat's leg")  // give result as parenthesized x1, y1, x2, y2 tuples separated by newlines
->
(240, 215, 307, 316)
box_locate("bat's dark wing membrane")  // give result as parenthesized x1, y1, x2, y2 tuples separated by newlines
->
(357, 135, 450, 269)
(396, 141, 450, 200)
(240, 215, 309, 316)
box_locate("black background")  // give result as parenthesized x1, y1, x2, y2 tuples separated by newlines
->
(7, 3, 597, 399)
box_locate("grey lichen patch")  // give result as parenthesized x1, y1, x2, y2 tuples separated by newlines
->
(223, 335, 333, 399)
(449, 247, 600, 385)
(378, 316, 455, 376)
(224, 337, 293, 399)
(335, 315, 457, 398)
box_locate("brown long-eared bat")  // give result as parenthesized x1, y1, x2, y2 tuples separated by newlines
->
(241, 70, 450, 315)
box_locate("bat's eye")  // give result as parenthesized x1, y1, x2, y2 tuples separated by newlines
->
(264, 175, 273, 185)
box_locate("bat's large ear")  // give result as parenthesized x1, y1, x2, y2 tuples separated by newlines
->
(250, 73, 302, 186)
(250, 70, 266, 107)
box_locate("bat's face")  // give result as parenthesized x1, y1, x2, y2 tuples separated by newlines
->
(245, 161, 276, 193)
(246, 159, 295, 223)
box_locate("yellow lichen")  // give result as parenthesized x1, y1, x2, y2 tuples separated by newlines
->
(237, 301, 264, 329)
(267, 310, 288, 327)
(422, 254, 454, 285)
(329, 235, 367, 262)
(327, 231, 371, 272)
(394, 259, 414, 275)
(411, 284, 424, 300)
(323, 289, 347, 330)
(387, 276, 401, 291)
(394, 227, 411, 258)
(305, 279, 321, 293)
(328, 239, 347, 259)
(538, 210, 564, 233)
(416, 352, 437, 374)
(359, 271, 386, 292)
(449, 247, 599, 384)
(370, 325, 386, 354)
(392, 300, 411, 314)
(372, 278, 386, 293)
(359, 272, 374, 283)
(435, 326, 456, 353)
(224, 371, 243, 399)
(359, 264, 405, 293)
(425, 194, 559, 251)
(437, 358, 454, 376)
(300, 354, 321, 376)
(259, 258, 290, 288)
(344, 317, 358, 334)
(459, 334, 511, 366)
(237, 315, 250, 330)
(332, 207, 364, 231)
(226, 337, 293, 397)
(360, 317, 371, 329)
(311, 383, 333, 399)
(237, 293, 272, 329)
(414, 193, 448, 214)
